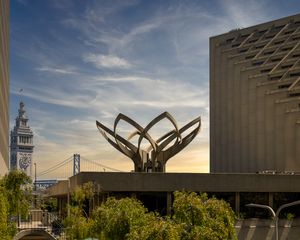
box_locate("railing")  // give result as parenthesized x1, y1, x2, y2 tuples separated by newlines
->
(17, 210, 64, 239)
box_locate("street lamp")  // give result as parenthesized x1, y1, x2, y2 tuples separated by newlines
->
(246, 200, 300, 240)
(34, 163, 37, 208)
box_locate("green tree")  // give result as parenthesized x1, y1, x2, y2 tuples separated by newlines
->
(92, 197, 181, 240)
(63, 205, 93, 240)
(63, 182, 95, 240)
(41, 197, 58, 212)
(92, 197, 150, 239)
(63, 187, 236, 240)
(0, 170, 31, 239)
(172, 191, 237, 240)
(127, 215, 181, 240)
(2, 170, 32, 218)
(0, 183, 16, 240)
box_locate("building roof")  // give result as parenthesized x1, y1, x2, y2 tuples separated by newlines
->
(47, 172, 300, 197)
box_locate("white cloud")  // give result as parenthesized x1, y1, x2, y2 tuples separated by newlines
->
(90, 75, 143, 83)
(36, 66, 78, 75)
(10, 83, 96, 109)
(83, 53, 131, 69)
(127, 99, 204, 108)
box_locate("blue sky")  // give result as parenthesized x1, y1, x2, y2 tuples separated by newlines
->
(10, 0, 300, 178)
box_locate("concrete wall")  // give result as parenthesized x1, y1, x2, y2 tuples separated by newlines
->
(47, 172, 300, 216)
(0, 0, 9, 176)
(210, 14, 300, 173)
(48, 172, 300, 195)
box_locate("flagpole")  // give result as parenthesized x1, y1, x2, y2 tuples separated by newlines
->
(19, 88, 23, 102)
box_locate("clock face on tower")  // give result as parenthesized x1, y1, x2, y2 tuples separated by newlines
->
(19, 153, 31, 170)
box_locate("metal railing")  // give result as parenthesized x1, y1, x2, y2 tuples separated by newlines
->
(17, 210, 64, 239)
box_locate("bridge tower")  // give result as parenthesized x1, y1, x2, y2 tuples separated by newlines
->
(73, 153, 80, 175)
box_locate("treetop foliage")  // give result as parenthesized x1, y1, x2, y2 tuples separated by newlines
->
(63, 185, 237, 240)
(0, 170, 32, 239)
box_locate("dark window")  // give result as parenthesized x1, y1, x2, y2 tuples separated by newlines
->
(226, 38, 234, 43)
(264, 51, 274, 55)
(278, 84, 291, 89)
(290, 72, 300, 77)
(292, 53, 300, 58)
(271, 58, 282, 62)
(232, 43, 240, 47)
(274, 40, 284, 45)
(261, 68, 271, 73)
(255, 45, 264, 49)
(258, 29, 267, 34)
(239, 48, 248, 53)
(289, 92, 300, 97)
(265, 35, 275, 39)
(248, 39, 258, 43)
(281, 47, 293, 51)
(292, 36, 300, 41)
(241, 34, 250, 38)
(270, 75, 282, 81)
(274, 25, 284, 29)
(281, 64, 293, 69)
(245, 55, 255, 60)
(253, 61, 264, 66)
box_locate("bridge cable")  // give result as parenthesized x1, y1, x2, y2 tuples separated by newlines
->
(37, 156, 73, 177)
(80, 156, 125, 172)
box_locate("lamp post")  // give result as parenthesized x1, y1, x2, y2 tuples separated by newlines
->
(246, 200, 300, 240)
(34, 162, 37, 208)
(67, 178, 70, 217)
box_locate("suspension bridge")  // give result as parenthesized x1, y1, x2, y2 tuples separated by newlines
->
(35, 154, 124, 186)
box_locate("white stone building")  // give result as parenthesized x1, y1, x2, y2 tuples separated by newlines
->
(10, 102, 34, 177)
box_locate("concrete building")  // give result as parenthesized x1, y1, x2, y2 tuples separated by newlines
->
(210, 14, 300, 173)
(47, 172, 300, 240)
(0, 0, 9, 176)
(10, 102, 34, 177)
(47, 172, 300, 219)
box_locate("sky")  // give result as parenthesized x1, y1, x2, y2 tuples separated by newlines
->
(10, 0, 300, 178)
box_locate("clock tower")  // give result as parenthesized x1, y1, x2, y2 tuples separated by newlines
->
(10, 102, 34, 177)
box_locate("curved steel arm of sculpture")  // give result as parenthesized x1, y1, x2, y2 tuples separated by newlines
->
(146, 130, 177, 152)
(96, 112, 201, 172)
(96, 121, 136, 159)
(162, 116, 201, 163)
(137, 112, 181, 160)
(127, 130, 159, 153)
(114, 113, 157, 154)
(127, 130, 140, 141)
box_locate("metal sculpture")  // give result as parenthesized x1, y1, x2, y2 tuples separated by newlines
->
(96, 112, 201, 172)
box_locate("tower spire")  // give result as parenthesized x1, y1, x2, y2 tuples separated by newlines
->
(18, 101, 26, 119)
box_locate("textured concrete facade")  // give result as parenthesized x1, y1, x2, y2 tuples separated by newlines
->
(47, 172, 300, 195)
(210, 14, 300, 173)
(0, 0, 9, 176)
(47, 172, 300, 218)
